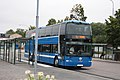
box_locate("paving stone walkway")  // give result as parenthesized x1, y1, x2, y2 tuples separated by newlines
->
(0, 59, 34, 80)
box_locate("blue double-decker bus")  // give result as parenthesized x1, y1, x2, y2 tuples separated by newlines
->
(25, 20, 93, 67)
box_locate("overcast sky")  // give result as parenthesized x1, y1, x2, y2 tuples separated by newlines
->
(0, 0, 120, 33)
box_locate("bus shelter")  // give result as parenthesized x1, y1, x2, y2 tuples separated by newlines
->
(0, 37, 32, 64)
(92, 43, 107, 59)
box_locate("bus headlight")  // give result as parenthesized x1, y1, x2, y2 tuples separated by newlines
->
(79, 57, 82, 62)
(66, 60, 72, 62)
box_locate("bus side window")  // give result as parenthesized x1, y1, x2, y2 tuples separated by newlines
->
(38, 45, 42, 52)
(61, 44, 65, 56)
(42, 44, 50, 53)
(52, 44, 58, 53)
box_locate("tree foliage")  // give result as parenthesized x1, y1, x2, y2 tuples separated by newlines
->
(29, 25, 36, 30)
(15, 28, 26, 38)
(46, 4, 87, 26)
(91, 22, 107, 43)
(6, 29, 15, 35)
(71, 4, 87, 21)
(64, 16, 70, 21)
(105, 9, 120, 48)
(46, 18, 57, 26)
(6, 28, 26, 38)
(5, 25, 36, 38)
(57, 20, 63, 23)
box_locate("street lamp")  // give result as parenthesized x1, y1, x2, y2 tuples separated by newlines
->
(34, 0, 39, 79)
(110, 0, 114, 16)
(110, 0, 115, 60)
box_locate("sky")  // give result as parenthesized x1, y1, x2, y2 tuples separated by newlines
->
(0, 0, 120, 33)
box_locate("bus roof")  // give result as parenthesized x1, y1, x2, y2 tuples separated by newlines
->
(38, 20, 90, 28)
(62, 20, 90, 25)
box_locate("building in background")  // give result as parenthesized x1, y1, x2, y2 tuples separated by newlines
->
(0, 33, 9, 38)
(10, 33, 22, 39)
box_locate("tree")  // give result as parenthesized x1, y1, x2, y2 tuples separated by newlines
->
(57, 19, 63, 23)
(46, 18, 56, 26)
(105, 9, 120, 48)
(71, 4, 87, 21)
(57, 20, 61, 23)
(29, 25, 36, 30)
(16, 28, 26, 38)
(6, 29, 15, 35)
(64, 16, 70, 21)
(91, 22, 107, 43)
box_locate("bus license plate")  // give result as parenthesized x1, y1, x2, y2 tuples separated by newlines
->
(77, 64, 83, 66)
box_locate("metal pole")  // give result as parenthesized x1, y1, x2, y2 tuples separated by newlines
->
(5, 41, 7, 61)
(34, 0, 39, 79)
(110, 0, 115, 60)
(32, 37, 35, 65)
(11, 40, 13, 64)
(11, 40, 14, 64)
(110, 0, 114, 16)
(0, 41, 1, 59)
(28, 39, 31, 64)
(58, 24, 61, 54)
(19, 41, 21, 62)
(8, 41, 10, 63)
(14, 39, 16, 64)
(3, 40, 5, 60)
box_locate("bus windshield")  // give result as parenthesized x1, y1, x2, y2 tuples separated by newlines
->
(66, 43, 92, 56)
(66, 23, 91, 35)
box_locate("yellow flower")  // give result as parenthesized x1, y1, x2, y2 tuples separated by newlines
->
(51, 75, 55, 79)
(46, 75, 50, 79)
(25, 70, 31, 75)
(30, 74, 34, 78)
(24, 78, 28, 80)
(38, 72, 44, 76)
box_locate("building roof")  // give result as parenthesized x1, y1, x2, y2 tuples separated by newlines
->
(10, 33, 22, 39)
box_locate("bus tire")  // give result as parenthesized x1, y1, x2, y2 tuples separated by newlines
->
(54, 57, 59, 67)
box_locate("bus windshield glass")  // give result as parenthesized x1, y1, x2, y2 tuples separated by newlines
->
(66, 23, 91, 35)
(66, 43, 92, 56)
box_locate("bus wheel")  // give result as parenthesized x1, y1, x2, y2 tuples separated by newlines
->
(54, 58, 59, 67)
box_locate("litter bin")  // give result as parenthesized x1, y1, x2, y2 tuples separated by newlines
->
(114, 50, 120, 61)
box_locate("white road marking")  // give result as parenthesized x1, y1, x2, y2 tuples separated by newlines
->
(21, 59, 52, 68)
(37, 63, 52, 67)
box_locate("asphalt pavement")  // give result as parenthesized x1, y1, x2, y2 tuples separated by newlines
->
(0, 58, 120, 80)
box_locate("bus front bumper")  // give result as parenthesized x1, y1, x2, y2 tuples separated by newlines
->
(64, 60, 92, 67)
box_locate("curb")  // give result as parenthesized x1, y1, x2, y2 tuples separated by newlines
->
(92, 58, 120, 64)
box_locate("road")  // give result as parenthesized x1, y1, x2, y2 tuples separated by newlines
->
(0, 59, 120, 80)
(34, 60, 120, 80)
(75, 60, 120, 80)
